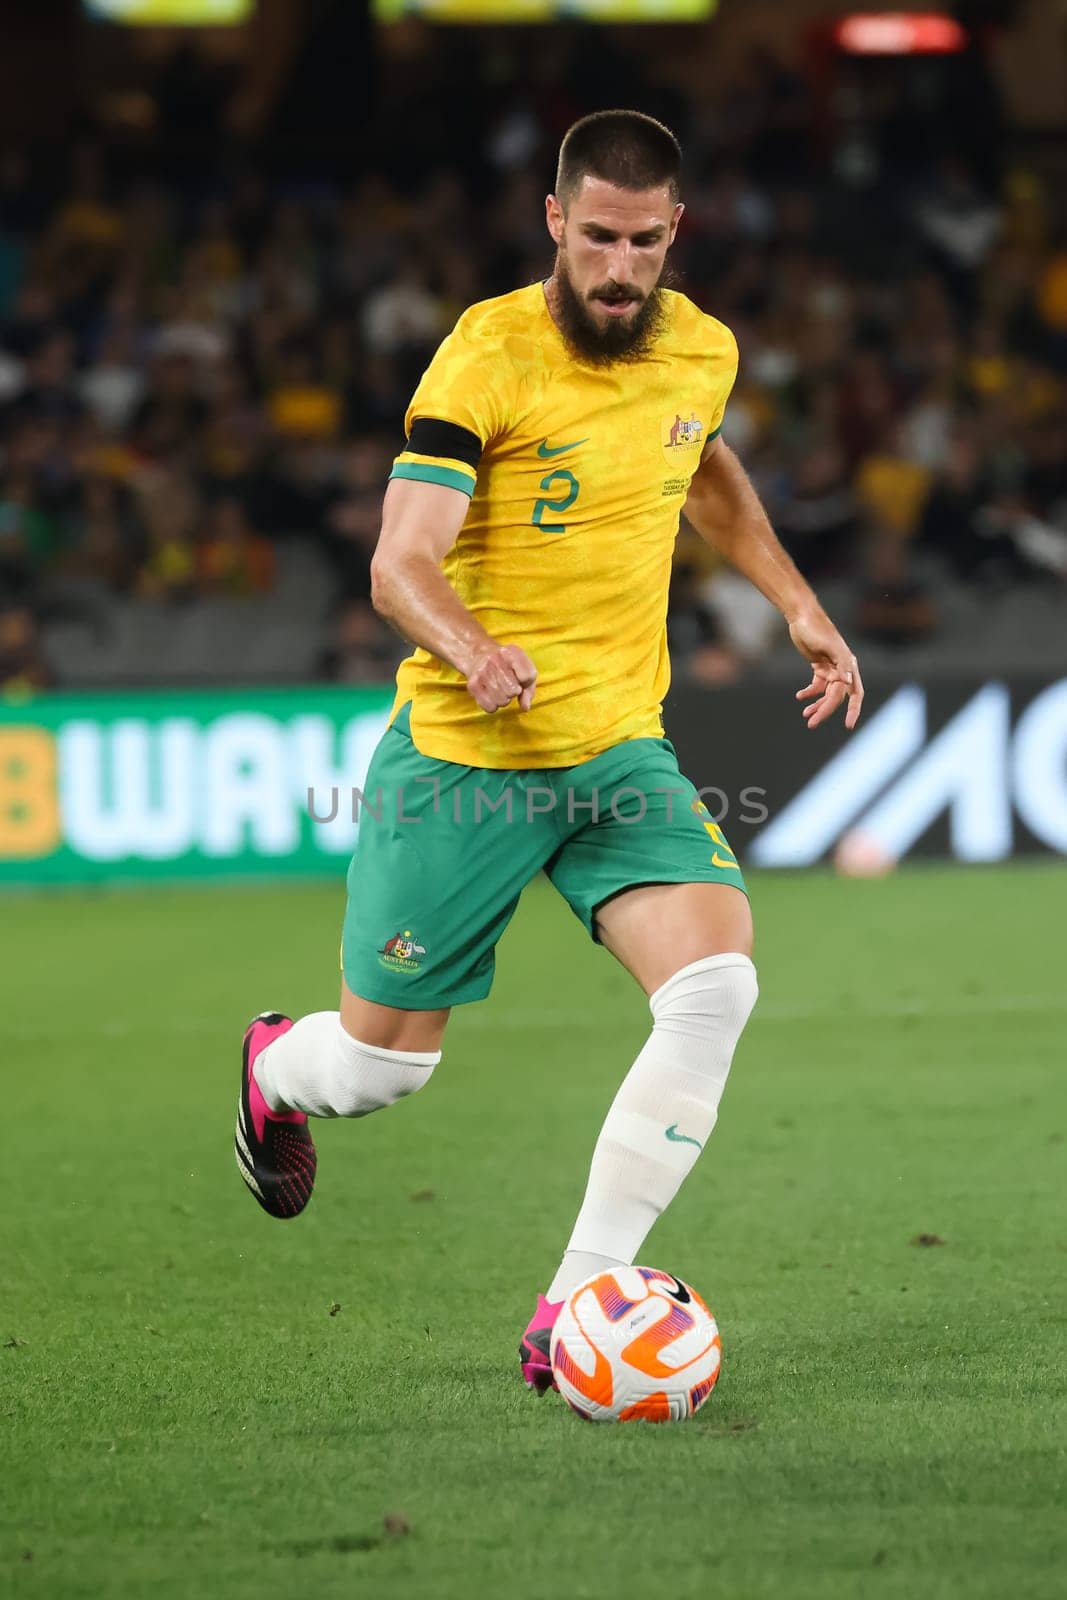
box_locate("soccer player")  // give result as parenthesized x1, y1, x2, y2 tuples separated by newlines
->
(235, 111, 863, 1391)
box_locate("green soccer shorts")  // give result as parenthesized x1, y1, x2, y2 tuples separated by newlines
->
(341, 702, 748, 1010)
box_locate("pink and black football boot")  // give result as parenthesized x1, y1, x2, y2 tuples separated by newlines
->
(235, 1012, 317, 1219)
(519, 1294, 564, 1394)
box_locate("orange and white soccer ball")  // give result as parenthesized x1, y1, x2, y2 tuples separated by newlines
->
(550, 1266, 721, 1423)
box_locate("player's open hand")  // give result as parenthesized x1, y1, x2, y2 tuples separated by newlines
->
(789, 610, 864, 730)
(466, 643, 538, 713)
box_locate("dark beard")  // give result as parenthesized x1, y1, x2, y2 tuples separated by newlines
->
(551, 251, 671, 366)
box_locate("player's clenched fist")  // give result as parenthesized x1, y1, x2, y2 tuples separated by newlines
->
(465, 643, 538, 713)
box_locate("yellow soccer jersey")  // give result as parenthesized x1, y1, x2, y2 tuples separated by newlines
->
(389, 282, 738, 768)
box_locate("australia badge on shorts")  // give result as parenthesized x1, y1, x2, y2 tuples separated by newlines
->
(379, 929, 427, 973)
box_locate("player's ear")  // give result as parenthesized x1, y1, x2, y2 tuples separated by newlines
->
(668, 202, 685, 245)
(545, 193, 565, 244)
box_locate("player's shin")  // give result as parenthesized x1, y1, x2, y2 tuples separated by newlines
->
(546, 954, 757, 1303)
(253, 1010, 440, 1118)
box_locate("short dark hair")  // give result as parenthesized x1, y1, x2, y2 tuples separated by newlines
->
(555, 110, 682, 209)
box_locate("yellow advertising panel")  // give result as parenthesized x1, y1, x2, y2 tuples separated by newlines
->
(85, 0, 253, 23)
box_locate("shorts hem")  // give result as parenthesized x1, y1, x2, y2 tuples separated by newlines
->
(576, 868, 750, 939)
(341, 970, 492, 1010)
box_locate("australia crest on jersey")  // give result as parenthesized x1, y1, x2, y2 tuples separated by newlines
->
(662, 411, 705, 452)
(379, 929, 427, 972)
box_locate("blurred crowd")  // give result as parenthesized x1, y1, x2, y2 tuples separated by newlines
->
(1, 34, 1066, 694)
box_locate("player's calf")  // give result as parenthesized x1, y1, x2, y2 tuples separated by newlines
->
(546, 953, 759, 1298)
(251, 1010, 441, 1117)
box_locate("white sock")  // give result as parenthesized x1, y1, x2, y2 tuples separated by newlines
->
(546, 954, 758, 1302)
(545, 1250, 624, 1304)
(253, 1011, 440, 1118)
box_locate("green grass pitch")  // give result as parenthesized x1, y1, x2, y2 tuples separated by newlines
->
(4, 864, 1065, 1599)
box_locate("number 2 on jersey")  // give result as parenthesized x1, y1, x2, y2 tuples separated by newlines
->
(532, 469, 579, 534)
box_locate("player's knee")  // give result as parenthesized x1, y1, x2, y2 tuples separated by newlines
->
(649, 953, 758, 1055)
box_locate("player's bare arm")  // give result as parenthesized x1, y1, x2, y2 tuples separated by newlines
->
(683, 434, 865, 730)
(370, 476, 537, 713)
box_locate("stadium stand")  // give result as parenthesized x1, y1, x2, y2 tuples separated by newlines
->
(1, 20, 1064, 692)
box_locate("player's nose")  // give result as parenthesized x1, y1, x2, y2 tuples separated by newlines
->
(607, 245, 634, 282)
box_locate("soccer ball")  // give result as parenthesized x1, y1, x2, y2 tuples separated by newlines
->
(550, 1265, 721, 1423)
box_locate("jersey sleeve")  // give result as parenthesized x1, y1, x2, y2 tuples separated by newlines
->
(390, 309, 515, 500)
(706, 323, 739, 442)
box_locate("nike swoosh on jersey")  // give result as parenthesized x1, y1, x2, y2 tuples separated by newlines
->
(711, 852, 741, 871)
(665, 1124, 703, 1150)
(537, 437, 589, 458)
